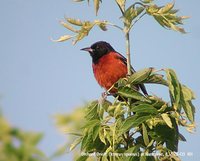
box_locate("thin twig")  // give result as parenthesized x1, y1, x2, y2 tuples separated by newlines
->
(107, 22, 124, 31)
(130, 12, 146, 30)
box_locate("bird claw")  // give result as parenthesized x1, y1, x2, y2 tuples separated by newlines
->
(98, 92, 108, 104)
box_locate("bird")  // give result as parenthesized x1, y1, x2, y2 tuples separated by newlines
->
(81, 41, 148, 96)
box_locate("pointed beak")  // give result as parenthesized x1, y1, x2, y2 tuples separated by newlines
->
(80, 47, 93, 53)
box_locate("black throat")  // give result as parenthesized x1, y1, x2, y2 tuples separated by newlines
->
(90, 41, 115, 64)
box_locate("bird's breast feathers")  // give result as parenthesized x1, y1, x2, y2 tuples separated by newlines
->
(92, 52, 127, 90)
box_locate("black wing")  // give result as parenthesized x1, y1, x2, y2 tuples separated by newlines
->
(116, 53, 148, 95)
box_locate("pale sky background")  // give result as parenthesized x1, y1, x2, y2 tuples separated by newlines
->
(0, 0, 199, 161)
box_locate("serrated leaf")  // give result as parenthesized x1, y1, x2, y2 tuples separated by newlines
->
(131, 104, 158, 114)
(161, 113, 172, 128)
(70, 137, 82, 151)
(142, 123, 149, 146)
(118, 86, 151, 103)
(128, 68, 154, 84)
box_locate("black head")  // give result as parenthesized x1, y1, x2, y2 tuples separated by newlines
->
(81, 41, 115, 64)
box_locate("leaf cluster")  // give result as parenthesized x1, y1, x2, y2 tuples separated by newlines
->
(53, 18, 108, 44)
(54, 68, 196, 161)
(0, 114, 47, 161)
(55, 0, 188, 44)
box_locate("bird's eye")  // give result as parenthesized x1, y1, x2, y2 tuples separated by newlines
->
(96, 46, 100, 50)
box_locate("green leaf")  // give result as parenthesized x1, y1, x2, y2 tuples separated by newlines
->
(131, 104, 158, 114)
(123, 146, 140, 161)
(114, 103, 124, 117)
(161, 113, 172, 128)
(120, 115, 151, 133)
(118, 86, 151, 103)
(180, 85, 196, 101)
(73, 21, 95, 44)
(165, 69, 181, 110)
(158, 2, 174, 14)
(66, 18, 83, 26)
(60, 21, 78, 33)
(142, 123, 149, 146)
(51, 35, 73, 42)
(76, 155, 88, 161)
(179, 84, 195, 123)
(115, 0, 126, 12)
(151, 122, 178, 151)
(99, 127, 106, 145)
(145, 74, 168, 86)
(81, 131, 93, 151)
(70, 137, 82, 151)
(147, 3, 188, 34)
(85, 101, 99, 120)
(124, 5, 144, 27)
(128, 68, 154, 84)
(94, 0, 100, 15)
(82, 119, 100, 129)
(180, 100, 195, 123)
(92, 124, 100, 141)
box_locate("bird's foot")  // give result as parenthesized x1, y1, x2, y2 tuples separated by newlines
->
(98, 92, 109, 104)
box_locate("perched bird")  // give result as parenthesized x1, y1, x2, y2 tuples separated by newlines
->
(81, 41, 147, 95)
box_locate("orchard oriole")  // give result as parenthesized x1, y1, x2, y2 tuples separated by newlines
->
(81, 41, 148, 95)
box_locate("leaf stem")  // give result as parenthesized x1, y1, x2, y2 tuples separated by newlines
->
(107, 22, 123, 31)
(125, 31, 132, 76)
(131, 12, 146, 30)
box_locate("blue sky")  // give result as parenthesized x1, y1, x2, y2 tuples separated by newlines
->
(0, 0, 199, 161)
